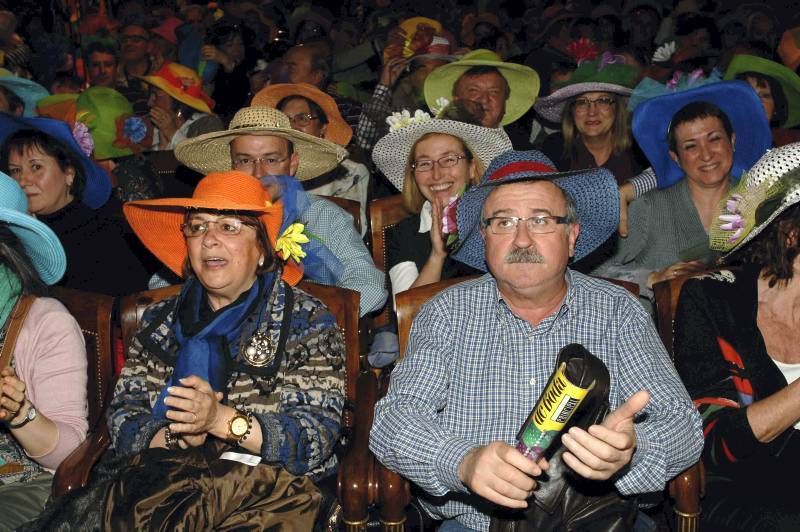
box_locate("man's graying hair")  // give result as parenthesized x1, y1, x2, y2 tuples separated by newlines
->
(561, 186, 579, 225)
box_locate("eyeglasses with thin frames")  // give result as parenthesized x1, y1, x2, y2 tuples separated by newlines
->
(181, 217, 256, 238)
(286, 113, 319, 127)
(232, 156, 290, 173)
(482, 215, 570, 235)
(411, 154, 467, 173)
(572, 97, 616, 114)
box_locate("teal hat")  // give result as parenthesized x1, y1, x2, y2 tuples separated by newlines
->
(424, 49, 541, 126)
(724, 54, 800, 128)
(0, 172, 66, 284)
(534, 53, 638, 122)
(0, 68, 50, 117)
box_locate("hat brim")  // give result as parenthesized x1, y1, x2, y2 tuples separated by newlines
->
(534, 83, 633, 123)
(0, 208, 66, 285)
(452, 168, 619, 271)
(0, 115, 111, 209)
(0, 74, 50, 117)
(632, 80, 772, 188)
(372, 120, 514, 191)
(724, 54, 800, 128)
(140, 75, 212, 114)
(424, 59, 541, 126)
(174, 126, 347, 181)
(251, 83, 353, 146)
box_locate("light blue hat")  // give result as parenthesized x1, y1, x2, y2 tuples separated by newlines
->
(0, 68, 50, 117)
(0, 172, 66, 285)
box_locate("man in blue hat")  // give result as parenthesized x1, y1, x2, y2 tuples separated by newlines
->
(370, 151, 703, 531)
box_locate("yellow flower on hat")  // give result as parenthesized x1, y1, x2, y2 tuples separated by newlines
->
(275, 223, 309, 263)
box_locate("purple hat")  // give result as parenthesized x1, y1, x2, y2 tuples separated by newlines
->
(452, 150, 619, 271)
(0, 115, 112, 209)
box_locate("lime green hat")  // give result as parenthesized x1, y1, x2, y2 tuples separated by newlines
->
(75, 87, 136, 160)
(423, 49, 540, 126)
(724, 54, 800, 128)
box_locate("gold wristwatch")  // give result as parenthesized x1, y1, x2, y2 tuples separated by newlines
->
(227, 410, 251, 444)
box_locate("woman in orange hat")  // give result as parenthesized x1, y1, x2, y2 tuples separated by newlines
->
(79, 170, 345, 527)
(140, 62, 223, 150)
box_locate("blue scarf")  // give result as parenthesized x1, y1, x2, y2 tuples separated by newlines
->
(259, 174, 344, 285)
(151, 273, 271, 420)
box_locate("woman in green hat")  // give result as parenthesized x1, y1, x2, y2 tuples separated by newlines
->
(725, 54, 800, 147)
(534, 53, 647, 184)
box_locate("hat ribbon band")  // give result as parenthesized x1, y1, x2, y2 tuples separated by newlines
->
(488, 161, 556, 181)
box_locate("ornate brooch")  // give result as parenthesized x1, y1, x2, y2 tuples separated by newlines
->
(243, 329, 276, 367)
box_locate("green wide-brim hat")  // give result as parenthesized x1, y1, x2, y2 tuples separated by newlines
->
(534, 58, 638, 123)
(76, 87, 135, 160)
(424, 49, 540, 126)
(724, 54, 800, 129)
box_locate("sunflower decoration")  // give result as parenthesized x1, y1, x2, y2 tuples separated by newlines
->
(275, 222, 311, 263)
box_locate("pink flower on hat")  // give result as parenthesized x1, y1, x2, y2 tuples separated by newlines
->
(72, 121, 94, 157)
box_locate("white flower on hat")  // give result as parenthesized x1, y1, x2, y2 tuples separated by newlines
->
(386, 108, 432, 130)
(431, 97, 450, 116)
(652, 41, 676, 63)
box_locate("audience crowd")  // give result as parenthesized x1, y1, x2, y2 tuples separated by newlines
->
(1, 0, 800, 530)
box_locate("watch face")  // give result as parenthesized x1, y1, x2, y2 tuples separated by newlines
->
(231, 415, 249, 437)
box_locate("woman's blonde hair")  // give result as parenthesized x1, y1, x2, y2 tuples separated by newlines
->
(401, 133, 485, 213)
(561, 94, 632, 161)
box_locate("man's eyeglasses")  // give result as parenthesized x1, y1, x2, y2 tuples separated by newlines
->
(232, 156, 290, 173)
(286, 113, 319, 127)
(572, 97, 616, 113)
(482, 215, 570, 235)
(181, 217, 256, 238)
(411, 154, 467, 173)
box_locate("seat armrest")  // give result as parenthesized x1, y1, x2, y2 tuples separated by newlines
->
(338, 370, 379, 530)
(668, 461, 704, 530)
(52, 423, 111, 497)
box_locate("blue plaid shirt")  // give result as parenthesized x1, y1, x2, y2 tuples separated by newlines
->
(370, 271, 703, 531)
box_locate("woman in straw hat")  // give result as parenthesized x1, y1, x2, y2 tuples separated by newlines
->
(372, 105, 512, 302)
(77, 170, 341, 528)
(535, 53, 646, 185)
(673, 143, 800, 531)
(0, 173, 87, 529)
(140, 62, 223, 150)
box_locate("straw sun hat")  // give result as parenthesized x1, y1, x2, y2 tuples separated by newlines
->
(174, 106, 347, 181)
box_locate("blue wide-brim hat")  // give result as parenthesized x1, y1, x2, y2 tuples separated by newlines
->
(452, 150, 619, 272)
(0, 172, 66, 284)
(0, 115, 111, 209)
(632, 80, 772, 189)
(0, 68, 50, 117)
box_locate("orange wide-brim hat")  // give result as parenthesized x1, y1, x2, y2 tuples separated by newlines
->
(250, 83, 353, 147)
(122, 170, 302, 285)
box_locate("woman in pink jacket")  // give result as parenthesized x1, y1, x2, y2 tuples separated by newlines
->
(0, 171, 87, 530)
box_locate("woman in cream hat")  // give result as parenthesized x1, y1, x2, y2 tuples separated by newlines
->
(372, 105, 512, 300)
(140, 62, 223, 150)
(673, 143, 800, 531)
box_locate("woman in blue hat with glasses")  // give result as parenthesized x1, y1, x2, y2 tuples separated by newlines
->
(0, 172, 88, 530)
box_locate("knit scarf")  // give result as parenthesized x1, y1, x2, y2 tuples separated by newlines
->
(0, 264, 21, 337)
(151, 273, 270, 420)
